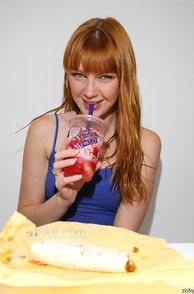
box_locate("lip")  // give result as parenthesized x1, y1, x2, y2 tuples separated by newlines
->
(81, 98, 103, 109)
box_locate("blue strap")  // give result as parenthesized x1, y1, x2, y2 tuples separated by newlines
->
(51, 113, 59, 153)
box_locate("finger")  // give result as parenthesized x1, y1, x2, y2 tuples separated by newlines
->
(95, 160, 102, 171)
(56, 174, 82, 188)
(55, 173, 66, 189)
(54, 149, 79, 161)
(64, 137, 72, 148)
(52, 169, 61, 176)
(53, 158, 77, 170)
(63, 174, 83, 185)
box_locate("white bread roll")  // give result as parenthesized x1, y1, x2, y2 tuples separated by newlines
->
(30, 239, 136, 272)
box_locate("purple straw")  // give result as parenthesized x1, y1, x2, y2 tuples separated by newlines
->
(86, 103, 95, 130)
(89, 103, 95, 115)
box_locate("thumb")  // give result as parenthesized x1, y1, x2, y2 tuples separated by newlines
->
(95, 160, 102, 171)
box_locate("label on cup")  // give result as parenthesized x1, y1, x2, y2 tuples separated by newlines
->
(64, 121, 105, 181)
(69, 128, 101, 149)
(76, 144, 100, 164)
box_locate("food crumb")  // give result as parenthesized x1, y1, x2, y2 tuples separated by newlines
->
(133, 246, 139, 253)
(125, 259, 136, 272)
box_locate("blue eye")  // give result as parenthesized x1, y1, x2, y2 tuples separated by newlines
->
(99, 75, 114, 80)
(72, 72, 84, 78)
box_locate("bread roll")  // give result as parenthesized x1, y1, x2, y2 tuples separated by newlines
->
(30, 239, 136, 272)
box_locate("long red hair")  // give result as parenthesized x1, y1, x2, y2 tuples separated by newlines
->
(31, 17, 146, 204)
(61, 17, 145, 204)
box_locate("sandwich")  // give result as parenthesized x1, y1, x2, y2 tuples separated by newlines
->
(30, 239, 137, 272)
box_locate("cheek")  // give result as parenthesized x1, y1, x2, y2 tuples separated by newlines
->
(68, 79, 75, 93)
(105, 84, 119, 102)
(69, 80, 82, 99)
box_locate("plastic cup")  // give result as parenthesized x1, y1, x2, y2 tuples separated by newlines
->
(62, 114, 106, 182)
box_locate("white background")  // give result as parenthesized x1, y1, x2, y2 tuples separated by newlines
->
(0, 0, 194, 242)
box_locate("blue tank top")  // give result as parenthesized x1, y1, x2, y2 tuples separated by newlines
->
(45, 113, 120, 225)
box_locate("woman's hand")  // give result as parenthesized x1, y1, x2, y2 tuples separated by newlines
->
(53, 140, 84, 205)
(53, 139, 102, 206)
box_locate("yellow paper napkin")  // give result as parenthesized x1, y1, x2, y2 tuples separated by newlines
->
(0, 212, 194, 294)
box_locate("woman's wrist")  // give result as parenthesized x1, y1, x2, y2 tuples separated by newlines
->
(55, 191, 75, 208)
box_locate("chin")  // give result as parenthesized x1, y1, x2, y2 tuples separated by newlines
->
(94, 108, 115, 120)
(91, 110, 104, 119)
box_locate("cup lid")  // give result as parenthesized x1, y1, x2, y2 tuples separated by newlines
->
(70, 114, 107, 134)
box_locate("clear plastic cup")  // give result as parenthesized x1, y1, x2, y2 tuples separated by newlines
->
(62, 114, 106, 182)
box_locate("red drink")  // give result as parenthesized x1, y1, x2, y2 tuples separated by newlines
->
(62, 115, 106, 182)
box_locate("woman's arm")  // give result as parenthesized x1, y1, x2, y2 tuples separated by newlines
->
(113, 128, 161, 231)
(17, 116, 82, 226)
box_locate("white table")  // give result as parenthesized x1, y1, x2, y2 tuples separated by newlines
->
(167, 243, 194, 259)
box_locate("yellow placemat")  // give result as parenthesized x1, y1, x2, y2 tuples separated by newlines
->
(0, 212, 194, 293)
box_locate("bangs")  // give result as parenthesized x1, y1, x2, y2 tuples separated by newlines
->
(64, 34, 118, 74)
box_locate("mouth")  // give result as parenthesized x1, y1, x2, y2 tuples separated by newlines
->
(81, 97, 103, 108)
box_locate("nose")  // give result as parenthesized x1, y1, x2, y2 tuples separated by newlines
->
(83, 78, 98, 99)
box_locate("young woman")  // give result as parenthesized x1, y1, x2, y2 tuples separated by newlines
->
(17, 17, 161, 230)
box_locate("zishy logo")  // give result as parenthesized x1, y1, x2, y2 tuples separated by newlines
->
(182, 288, 194, 293)
(26, 229, 86, 239)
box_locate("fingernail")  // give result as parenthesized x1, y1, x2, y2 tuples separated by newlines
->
(70, 158, 77, 163)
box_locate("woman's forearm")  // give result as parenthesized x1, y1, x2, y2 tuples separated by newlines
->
(17, 192, 71, 226)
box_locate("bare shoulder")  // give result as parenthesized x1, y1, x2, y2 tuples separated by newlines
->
(28, 114, 56, 139)
(23, 115, 55, 158)
(28, 111, 75, 136)
(58, 111, 76, 129)
(141, 127, 161, 166)
(141, 127, 161, 147)
(29, 111, 77, 154)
